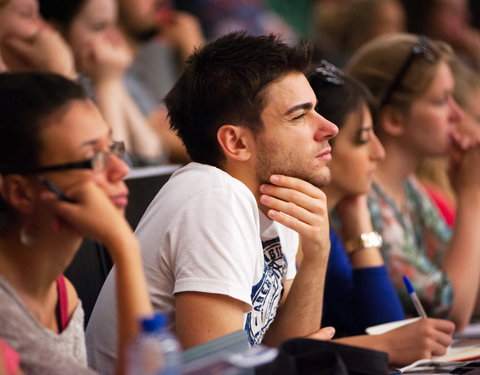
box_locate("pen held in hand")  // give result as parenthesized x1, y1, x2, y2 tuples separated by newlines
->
(403, 275, 428, 319)
(40, 177, 76, 204)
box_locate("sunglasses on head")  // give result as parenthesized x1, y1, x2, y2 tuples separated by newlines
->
(314, 60, 345, 86)
(379, 36, 438, 108)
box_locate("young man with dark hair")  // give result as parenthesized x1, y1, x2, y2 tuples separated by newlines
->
(86, 32, 454, 374)
(86, 31, 337, 374)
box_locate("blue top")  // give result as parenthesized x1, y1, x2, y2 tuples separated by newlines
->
(322, 230, 405, 337)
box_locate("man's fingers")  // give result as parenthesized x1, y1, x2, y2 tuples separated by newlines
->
(267, 174, 323, 197)
(260, 182, 326, 214)
(307, 326, 335, 341)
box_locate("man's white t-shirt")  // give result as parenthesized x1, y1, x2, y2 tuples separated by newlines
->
(86, 162, 298, 374)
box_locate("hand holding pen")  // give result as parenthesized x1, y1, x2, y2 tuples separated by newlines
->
(403, 275, 428, 318)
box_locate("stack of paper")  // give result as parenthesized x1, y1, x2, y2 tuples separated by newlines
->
(400, 339, 480, 373)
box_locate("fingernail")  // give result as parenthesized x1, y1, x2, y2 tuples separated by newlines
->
(270, 175, 279, 183)
(324, 326, 335, 337)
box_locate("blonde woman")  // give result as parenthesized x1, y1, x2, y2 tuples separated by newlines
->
(347, 33, 480, 331)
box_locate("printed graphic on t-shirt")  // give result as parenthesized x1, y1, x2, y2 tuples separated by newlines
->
(245, 236, 287, 345)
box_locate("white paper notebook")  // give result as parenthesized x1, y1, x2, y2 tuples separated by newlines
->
(366, 320, 480, 372)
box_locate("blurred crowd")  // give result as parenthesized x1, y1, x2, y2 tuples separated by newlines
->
(2, 0, 480, 166)
(2, 1, 480, 374)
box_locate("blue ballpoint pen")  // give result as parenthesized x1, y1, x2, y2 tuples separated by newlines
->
(402, 275, 428, 318)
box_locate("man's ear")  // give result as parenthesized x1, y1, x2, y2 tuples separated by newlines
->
(217, 124, 254, 161)
(1, 175, 36, 214)
(379, 106, 406, 137)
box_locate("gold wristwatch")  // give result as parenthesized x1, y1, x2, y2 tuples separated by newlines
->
(344, 231, 383, 255)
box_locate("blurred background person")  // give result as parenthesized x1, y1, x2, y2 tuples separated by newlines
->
(313, 0, 406, 67)
(347, 33, 480, 331)
(0, 0, 76, 78)
(401, 0, 480, 71)
(173, 0, 298, 44)
(449, 58, 480, 140)
(117, 0, 205, 164)
(416, 57, 480, 227)
(39, 0, 169, 167)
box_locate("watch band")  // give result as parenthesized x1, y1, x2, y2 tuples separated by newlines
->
(344, 231, 383, 255)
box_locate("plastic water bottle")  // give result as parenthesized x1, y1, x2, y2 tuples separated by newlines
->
(128, 312, 181, 375)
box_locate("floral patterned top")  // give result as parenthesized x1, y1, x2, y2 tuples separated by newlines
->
(368, 176, 453, 318)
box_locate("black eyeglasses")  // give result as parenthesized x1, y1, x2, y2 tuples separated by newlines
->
(314, 60, 345, 85)
(0, 141, 126, 175)
(379, 36, 437, 108)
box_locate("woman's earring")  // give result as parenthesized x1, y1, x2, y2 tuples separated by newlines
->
(20, 223, 37, 246)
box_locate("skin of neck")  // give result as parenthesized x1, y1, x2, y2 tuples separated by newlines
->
(374, 135, 422, 206)
(220, 158, 271, 216)
(0, 219, 81, 297)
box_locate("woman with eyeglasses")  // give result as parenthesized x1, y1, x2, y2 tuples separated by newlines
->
(301, 61, 455, 365)
(346, 33, 480, 331)
(0, 71, 152, 375)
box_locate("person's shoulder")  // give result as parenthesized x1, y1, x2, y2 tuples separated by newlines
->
(0, 277, 20, 306)
(406, 175, 430, 196)
(63, 277, 80, 319)
(138, 162, 258, 229)
(136, 39, 175, 59)
(172, 162, 226, 178)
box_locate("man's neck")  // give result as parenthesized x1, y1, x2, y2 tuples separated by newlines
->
(221, 162, 266, 214)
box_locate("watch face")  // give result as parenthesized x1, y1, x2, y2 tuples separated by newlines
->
(363, 232, 382, 248)
(345, 232, 383, 254)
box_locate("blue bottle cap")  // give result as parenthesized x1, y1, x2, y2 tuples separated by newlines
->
(140, 312, 168, 333)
